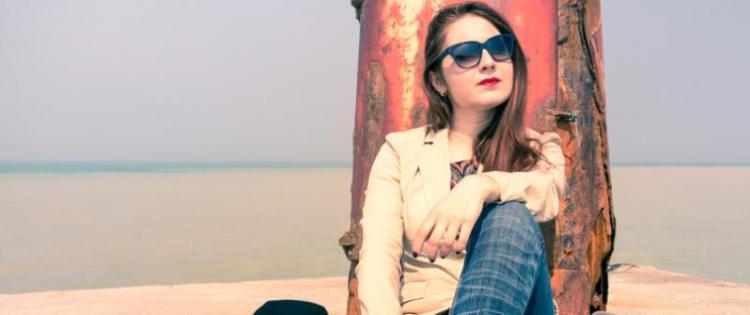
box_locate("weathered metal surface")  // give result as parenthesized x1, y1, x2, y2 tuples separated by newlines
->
(555, 0, 615, 313)
(340, 0, 615, 314)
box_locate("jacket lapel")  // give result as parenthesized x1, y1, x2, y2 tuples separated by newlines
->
(414, 126, 450, 212)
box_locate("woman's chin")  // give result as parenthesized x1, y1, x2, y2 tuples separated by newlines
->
(476, 97, 510, 109)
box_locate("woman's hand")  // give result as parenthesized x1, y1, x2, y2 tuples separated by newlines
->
(410, 174, 499, 262)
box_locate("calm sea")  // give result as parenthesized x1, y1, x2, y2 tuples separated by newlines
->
(0, 162, 748, 294)
(0, 161, 351, 173)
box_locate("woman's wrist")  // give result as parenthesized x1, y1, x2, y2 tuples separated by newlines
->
(467, 174, 501, 203)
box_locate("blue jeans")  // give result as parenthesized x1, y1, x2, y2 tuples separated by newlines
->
(446, 200, 555, 315)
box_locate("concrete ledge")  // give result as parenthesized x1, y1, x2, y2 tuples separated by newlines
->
(0, 277, 348, 315)
(605, 263, 750, 314)
(1, 264, 748, 314)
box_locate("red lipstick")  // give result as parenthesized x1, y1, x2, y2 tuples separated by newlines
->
(479, 77, 500, 86)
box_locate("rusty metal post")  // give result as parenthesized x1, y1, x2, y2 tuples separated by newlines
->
(340, 0, 615, 314)
(555, 0, 615, 313)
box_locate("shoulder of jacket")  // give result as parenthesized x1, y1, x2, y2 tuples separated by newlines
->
(523, 126, 542, 139)
(383, 124, 430, 149)
(523, 126, 561, 143)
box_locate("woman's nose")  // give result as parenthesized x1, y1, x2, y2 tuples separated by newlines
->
(479, 48, 496, 70)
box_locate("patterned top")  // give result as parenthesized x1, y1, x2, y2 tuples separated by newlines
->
(449, 155, 481, 190)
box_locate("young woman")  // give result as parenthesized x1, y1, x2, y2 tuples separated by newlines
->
(356, 2, 565, 314)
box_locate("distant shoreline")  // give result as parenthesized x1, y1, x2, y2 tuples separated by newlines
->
(0, 161, 748, 174)
(0, 161, 352, 174)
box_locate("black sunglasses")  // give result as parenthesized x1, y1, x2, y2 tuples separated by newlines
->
(435, 33, 515, 69)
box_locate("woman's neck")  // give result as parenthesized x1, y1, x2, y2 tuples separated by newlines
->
(449, 108, 492, 142)
(449, 108, 492, 161)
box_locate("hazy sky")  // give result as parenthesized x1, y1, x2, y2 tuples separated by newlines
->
(1, 0, 748, 163)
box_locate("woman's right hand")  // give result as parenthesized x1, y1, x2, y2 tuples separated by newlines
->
(410, 174, 497, 261)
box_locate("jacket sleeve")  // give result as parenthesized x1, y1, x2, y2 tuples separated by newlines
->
(481, 129, 567, 222)
(355, 133, 405, 315)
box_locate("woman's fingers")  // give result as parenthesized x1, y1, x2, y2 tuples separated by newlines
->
(412, 195, 484, 261)
(411, 212, 437, 256)
(440, 220, 460, 258)
(453, 221, 472, 253)
(424, 219, 447, 261)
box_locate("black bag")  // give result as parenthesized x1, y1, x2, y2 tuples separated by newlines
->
(253, 299, 328, 315)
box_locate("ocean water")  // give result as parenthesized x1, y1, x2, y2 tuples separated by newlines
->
(0, 161, 351, 173)
(0, 164, 748, 294)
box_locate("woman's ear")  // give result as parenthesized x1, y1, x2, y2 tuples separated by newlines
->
(429, 71, 447, 95)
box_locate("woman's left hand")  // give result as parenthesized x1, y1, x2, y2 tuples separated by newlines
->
(410, 174, 497, 262)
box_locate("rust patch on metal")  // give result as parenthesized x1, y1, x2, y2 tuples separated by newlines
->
(554, 0, 615, 313)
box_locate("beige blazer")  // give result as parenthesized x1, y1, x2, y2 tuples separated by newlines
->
(355, 124, 566, 315)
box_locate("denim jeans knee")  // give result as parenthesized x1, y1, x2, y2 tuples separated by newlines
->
(452, 200, 552, 314)
(473, 200, 545, 252)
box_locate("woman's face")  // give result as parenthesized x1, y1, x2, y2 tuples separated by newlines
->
(430, 15, 514, 114)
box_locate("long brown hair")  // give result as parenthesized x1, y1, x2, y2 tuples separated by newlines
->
(422, 1, 543, 172)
